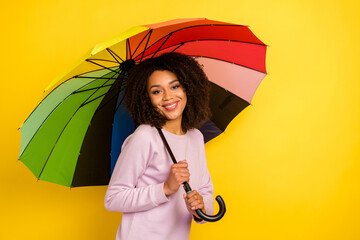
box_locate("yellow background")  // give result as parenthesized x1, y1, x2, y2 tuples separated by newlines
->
(1, 0, 359, 239)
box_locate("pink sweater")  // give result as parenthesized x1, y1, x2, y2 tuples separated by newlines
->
(104, 124, 214, 240)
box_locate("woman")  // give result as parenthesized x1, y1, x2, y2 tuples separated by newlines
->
(104, 52, 214, 240)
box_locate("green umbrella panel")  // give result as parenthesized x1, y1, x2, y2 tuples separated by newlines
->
(19, 68, 120, 187)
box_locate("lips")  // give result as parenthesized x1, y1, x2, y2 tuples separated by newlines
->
(162, 102, 178, 111)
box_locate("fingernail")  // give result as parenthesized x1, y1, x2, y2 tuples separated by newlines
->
(191, 207, 195, 210)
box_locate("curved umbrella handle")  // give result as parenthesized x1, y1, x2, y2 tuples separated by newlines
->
(183, 182, 226, 222)
(156, 127, 226, 222)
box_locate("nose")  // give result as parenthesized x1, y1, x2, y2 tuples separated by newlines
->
(162, 89, 172, 100)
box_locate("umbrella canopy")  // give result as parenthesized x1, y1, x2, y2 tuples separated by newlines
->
(19, 18, 267, 187)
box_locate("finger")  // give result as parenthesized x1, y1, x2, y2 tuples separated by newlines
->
(173, 162, 188, 168)
(190, 199, 201, 207)
(176, 175, 189, 182)
(179, 175, 190, 182)
(174, 170, 189, 176)
(172, 165, 188, 171)
(176, 160, 187, 164)
(183, 195, 192, 209)
(172, 172, 189, 181)
(187, 190, 201, 199)
(173, 169, 190, 174)
(187, 197, 200, 205)
(174, 173, 190, 181)
(191, 202, 204, 210)
(186, 190, 198, 198)
(173, 162, 187, 167)
(187, 193, 199, 203)
(189, 197, 203, 207)
(187, 192, 198, 199)
(175, 170, 189, 177)
(187, 193, 203, 205)
(190, 200, 202, 209)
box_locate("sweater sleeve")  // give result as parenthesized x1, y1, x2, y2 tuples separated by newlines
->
(104, 127, 169, 213)
(193, 131, 214, 223)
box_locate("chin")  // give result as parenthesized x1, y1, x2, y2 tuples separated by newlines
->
(162, 112, 182, 121)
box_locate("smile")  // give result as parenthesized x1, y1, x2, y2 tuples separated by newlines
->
(162, 102, 178, 111)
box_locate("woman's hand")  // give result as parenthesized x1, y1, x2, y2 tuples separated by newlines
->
(183, 190, 206, 219)
(164, 160, 190, 196)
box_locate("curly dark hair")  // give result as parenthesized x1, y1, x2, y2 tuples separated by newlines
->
(124, 52, 211, 132)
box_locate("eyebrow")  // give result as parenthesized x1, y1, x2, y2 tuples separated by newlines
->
(148, 79, 179, 90)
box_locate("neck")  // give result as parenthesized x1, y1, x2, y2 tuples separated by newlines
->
(162, 119, 184, 135)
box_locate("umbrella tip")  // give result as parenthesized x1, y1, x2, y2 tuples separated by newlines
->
(120, 59, 136, 72)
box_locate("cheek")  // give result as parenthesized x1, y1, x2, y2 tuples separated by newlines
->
(148, 95, 160, 108)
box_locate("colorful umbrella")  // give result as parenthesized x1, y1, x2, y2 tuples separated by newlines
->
(19, 18, 267, 189)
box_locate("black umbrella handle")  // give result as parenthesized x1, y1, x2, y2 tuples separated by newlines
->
(183, 182, 226, 222)
(156, 127, 226, 222)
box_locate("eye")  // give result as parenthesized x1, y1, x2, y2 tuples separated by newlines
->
(152, 90, 161, 95)
(171, 84, 180, 90)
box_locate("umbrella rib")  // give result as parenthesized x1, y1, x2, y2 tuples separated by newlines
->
(72, 67, 119, 79)
(139, 29, 153, 62)
(80, 92, 108, 108)
(78, 70, 123, 109)
(106, 48, 124, 63)
(87, 59, 118, 64)
(19, 75, 115, 160)
(79, 85, 119, 108)
(21, 67, 118, 128)
(73, 83, 114, 94)
(169, 43, 184, 53)
(127, 39, 131, 59)
(36, 71, 119, 180)
(210, 80, 248, 104)
(133, 38, 266, 60)
(196, 56, 267, 74)
(132, 24, 266, 60)
(86, 59, 119, 73)
(131, 30, 152, 60)
(75, 76, 116, 79)
(95, 71, 127, 114)
(162, 23, 248, 32)
(113, 75, 127, 114)
(95, 87, 121, 114)
(136, 41, 267, 74)
(150, 33, 173, 59)
(163, 24, 266, 46)
(20, 70, 119, 165)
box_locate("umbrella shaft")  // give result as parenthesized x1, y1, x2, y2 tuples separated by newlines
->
(183, 182, 192, 194)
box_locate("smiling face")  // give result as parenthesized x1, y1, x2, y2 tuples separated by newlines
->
(147, 70, 187, 126)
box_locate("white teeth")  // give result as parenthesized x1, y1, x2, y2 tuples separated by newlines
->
(164, 102, 177, 110)
(167, 103, 176, 108)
